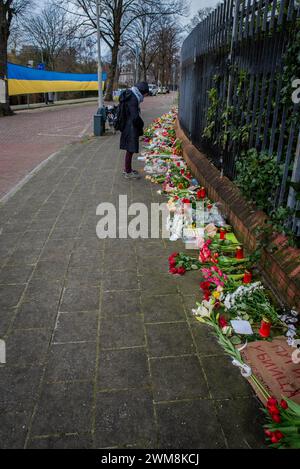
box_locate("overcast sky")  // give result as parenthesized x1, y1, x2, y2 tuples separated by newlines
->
(189, 0, 220, 17)
(35, 0, 220, 20)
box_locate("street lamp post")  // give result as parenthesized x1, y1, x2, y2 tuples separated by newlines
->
(135, 45, 140, 84)
(172, 63, 176, 92)
(94, 0, 106, 136)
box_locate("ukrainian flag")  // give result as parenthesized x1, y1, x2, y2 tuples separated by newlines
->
(8, 63, 107, 96)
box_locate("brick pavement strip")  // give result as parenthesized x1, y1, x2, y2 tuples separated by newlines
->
(0, 94, 264, 449)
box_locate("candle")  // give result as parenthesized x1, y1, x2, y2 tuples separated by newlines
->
(235, 246, 244, 259)
(199, 187, 206, 198)
(259, 318, 271, 338)
(220, 229, 226, 240)
(243, 270, 252, 283)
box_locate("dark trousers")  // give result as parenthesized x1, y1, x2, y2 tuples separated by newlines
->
(125, 151, 133, 173)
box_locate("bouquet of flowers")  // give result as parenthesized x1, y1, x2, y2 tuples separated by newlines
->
(264, 396, 300, 448)
(223, 282, 279, 325)
(169, 252, 202, 275)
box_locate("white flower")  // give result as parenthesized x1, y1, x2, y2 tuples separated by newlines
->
(286, 329, 297, 338)
(222, 326, 232, 336)
(224, 296, 232, 310)
(287, 317, 298, 324)
(287, 337, 297, 347)
(192, 300, 214, 318)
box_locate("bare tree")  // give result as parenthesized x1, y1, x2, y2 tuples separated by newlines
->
(59, 0, 188, 100)
(22, 1, 80, 71)
(0, 0, 31, 116)
(125, 4, 164, 82)
(151, 15, 182, 87)
(186, 7, 216, 33)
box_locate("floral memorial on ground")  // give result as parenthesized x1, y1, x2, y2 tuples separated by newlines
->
(141, 109, 300, 449)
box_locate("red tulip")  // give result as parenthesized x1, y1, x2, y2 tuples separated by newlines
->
(275, 431, 284, 440)
(268, 405, 280, 415)
(267, 397, 278, 406)
(169, 267, 178, 275)
(177, 266, 186, 276)
(203, 290, 211, 301)
(168, 252, 178, 261)
(272, 414, 281, 424)
(271, 435, 279, 444)
(218, 316, 228, 328)
(264, 429, 272, 437)
(200, 281, 211, 291)
(280, 399, 288, 410)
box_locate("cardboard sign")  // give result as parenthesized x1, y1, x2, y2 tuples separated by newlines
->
(242, 337, 300, 404)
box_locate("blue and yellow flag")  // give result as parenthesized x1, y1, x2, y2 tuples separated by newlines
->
(7, 63, 107, 96)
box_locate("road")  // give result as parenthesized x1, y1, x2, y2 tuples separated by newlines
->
(0, 102, 99, 200)
(0, 94, 177, 201)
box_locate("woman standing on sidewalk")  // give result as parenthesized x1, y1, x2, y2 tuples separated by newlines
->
(120, 82, 149, 179)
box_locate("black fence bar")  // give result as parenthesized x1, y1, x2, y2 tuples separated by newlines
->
(179, 0, 300, 234)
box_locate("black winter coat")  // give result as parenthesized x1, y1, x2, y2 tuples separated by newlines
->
(120, 90, 144, 154)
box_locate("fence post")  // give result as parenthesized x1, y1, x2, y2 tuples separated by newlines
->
(287, 131, 300, 233)
(222, 0, 240, 177)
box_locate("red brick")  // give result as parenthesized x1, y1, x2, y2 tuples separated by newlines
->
(176, 119, 300, 309)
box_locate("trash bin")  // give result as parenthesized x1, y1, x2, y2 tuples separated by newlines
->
(94, 107, 106, 136)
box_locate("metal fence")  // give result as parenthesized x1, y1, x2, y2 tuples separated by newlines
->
(179, 0, 300, 234)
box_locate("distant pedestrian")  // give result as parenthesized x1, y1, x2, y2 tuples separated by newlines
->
(48, 92, 54, 104)
(119, 82, 149, 179)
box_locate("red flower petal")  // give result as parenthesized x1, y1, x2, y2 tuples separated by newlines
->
(272, 414, 281, 424)
(267, 397, 278, 406)
(280, 399, 288, 409)
(268, 405, 280, 415)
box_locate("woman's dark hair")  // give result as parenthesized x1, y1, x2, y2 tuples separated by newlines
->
(135, 82, 149, 96)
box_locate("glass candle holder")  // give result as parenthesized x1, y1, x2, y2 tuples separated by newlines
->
(235, 246, 244, 259)
(259, 318, 271, 338)
(243, 270, 252, 284)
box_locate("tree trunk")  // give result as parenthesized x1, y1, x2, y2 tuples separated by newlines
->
(141, 51, 147, 82)
(104, 1, 122, 102)
(0, 3, 13, 117)
(104, 43, 119, 102)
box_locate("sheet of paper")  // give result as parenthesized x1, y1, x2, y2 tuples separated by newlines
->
(230, 320, 253, 335)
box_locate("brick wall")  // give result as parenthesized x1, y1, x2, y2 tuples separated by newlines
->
(176, 119, 300, 310)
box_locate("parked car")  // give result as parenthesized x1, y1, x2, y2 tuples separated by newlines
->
(148, 84, 158, 96)
(158, 86, 166, 94)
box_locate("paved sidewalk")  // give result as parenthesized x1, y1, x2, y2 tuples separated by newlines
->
(11, 97, 98, 112)
(0, 96, 264, 449)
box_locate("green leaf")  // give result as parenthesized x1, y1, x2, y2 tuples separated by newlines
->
(230, 335, 242, 345)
